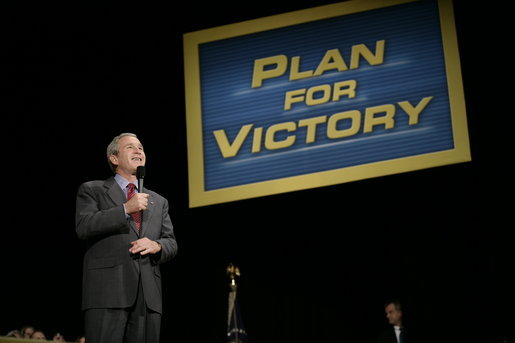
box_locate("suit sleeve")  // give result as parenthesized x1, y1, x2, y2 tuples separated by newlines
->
(152, 198, 178, 264)
(75, 182, 128, 240)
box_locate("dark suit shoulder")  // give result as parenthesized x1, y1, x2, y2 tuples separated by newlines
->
(79, 178, 115, 190)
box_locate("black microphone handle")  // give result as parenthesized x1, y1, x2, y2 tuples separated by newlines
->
(137, 169, 144, 235)
(140, 178, 144, 234)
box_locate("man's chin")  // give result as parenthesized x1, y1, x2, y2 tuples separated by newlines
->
(131, 164, 145, 175)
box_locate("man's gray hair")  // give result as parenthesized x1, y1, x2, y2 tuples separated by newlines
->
(106, 132, 138, 173)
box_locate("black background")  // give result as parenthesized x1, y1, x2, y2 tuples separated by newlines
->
(2, 1, 512, 342)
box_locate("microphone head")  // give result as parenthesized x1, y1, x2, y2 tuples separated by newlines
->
(136, 166, 146, 179)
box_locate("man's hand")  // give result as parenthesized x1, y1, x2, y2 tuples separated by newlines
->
(124, 193, 149, 214)
(129, 237, 162, 255)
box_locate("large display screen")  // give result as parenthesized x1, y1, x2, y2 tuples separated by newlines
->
(183, 0, 470, 207)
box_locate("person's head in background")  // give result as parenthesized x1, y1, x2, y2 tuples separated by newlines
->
(21, 325, 35, 339)
(31, 330, 47, 340)
(384, 299, 404, 327)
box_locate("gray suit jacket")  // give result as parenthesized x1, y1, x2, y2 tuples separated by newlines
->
(75, 176, 178, 314)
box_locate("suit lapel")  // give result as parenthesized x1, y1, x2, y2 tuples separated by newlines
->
(140, 188, 155, 237)
(105, 177, 125, 205)
(104, 177, 140, 236)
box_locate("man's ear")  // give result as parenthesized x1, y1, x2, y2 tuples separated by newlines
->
(109, 154, 118, 166)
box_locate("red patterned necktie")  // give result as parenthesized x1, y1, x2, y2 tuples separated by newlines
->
(127, 183, 141, 232)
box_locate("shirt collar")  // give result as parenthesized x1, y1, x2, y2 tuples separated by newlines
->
(114, 174, 136, 190)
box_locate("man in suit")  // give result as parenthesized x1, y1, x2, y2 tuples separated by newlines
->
(377, 299, 407, 343)
(76, 132, 178, 343)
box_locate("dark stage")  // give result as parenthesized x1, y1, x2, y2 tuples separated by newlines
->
(2, 1, 512, 342)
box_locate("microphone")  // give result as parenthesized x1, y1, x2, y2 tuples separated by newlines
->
(137, 166, 145, 192)
(136, 166, 145, 235)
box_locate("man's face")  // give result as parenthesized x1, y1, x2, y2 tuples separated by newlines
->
(110, 135, 146, 176)
(385, 303, 403, 326)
